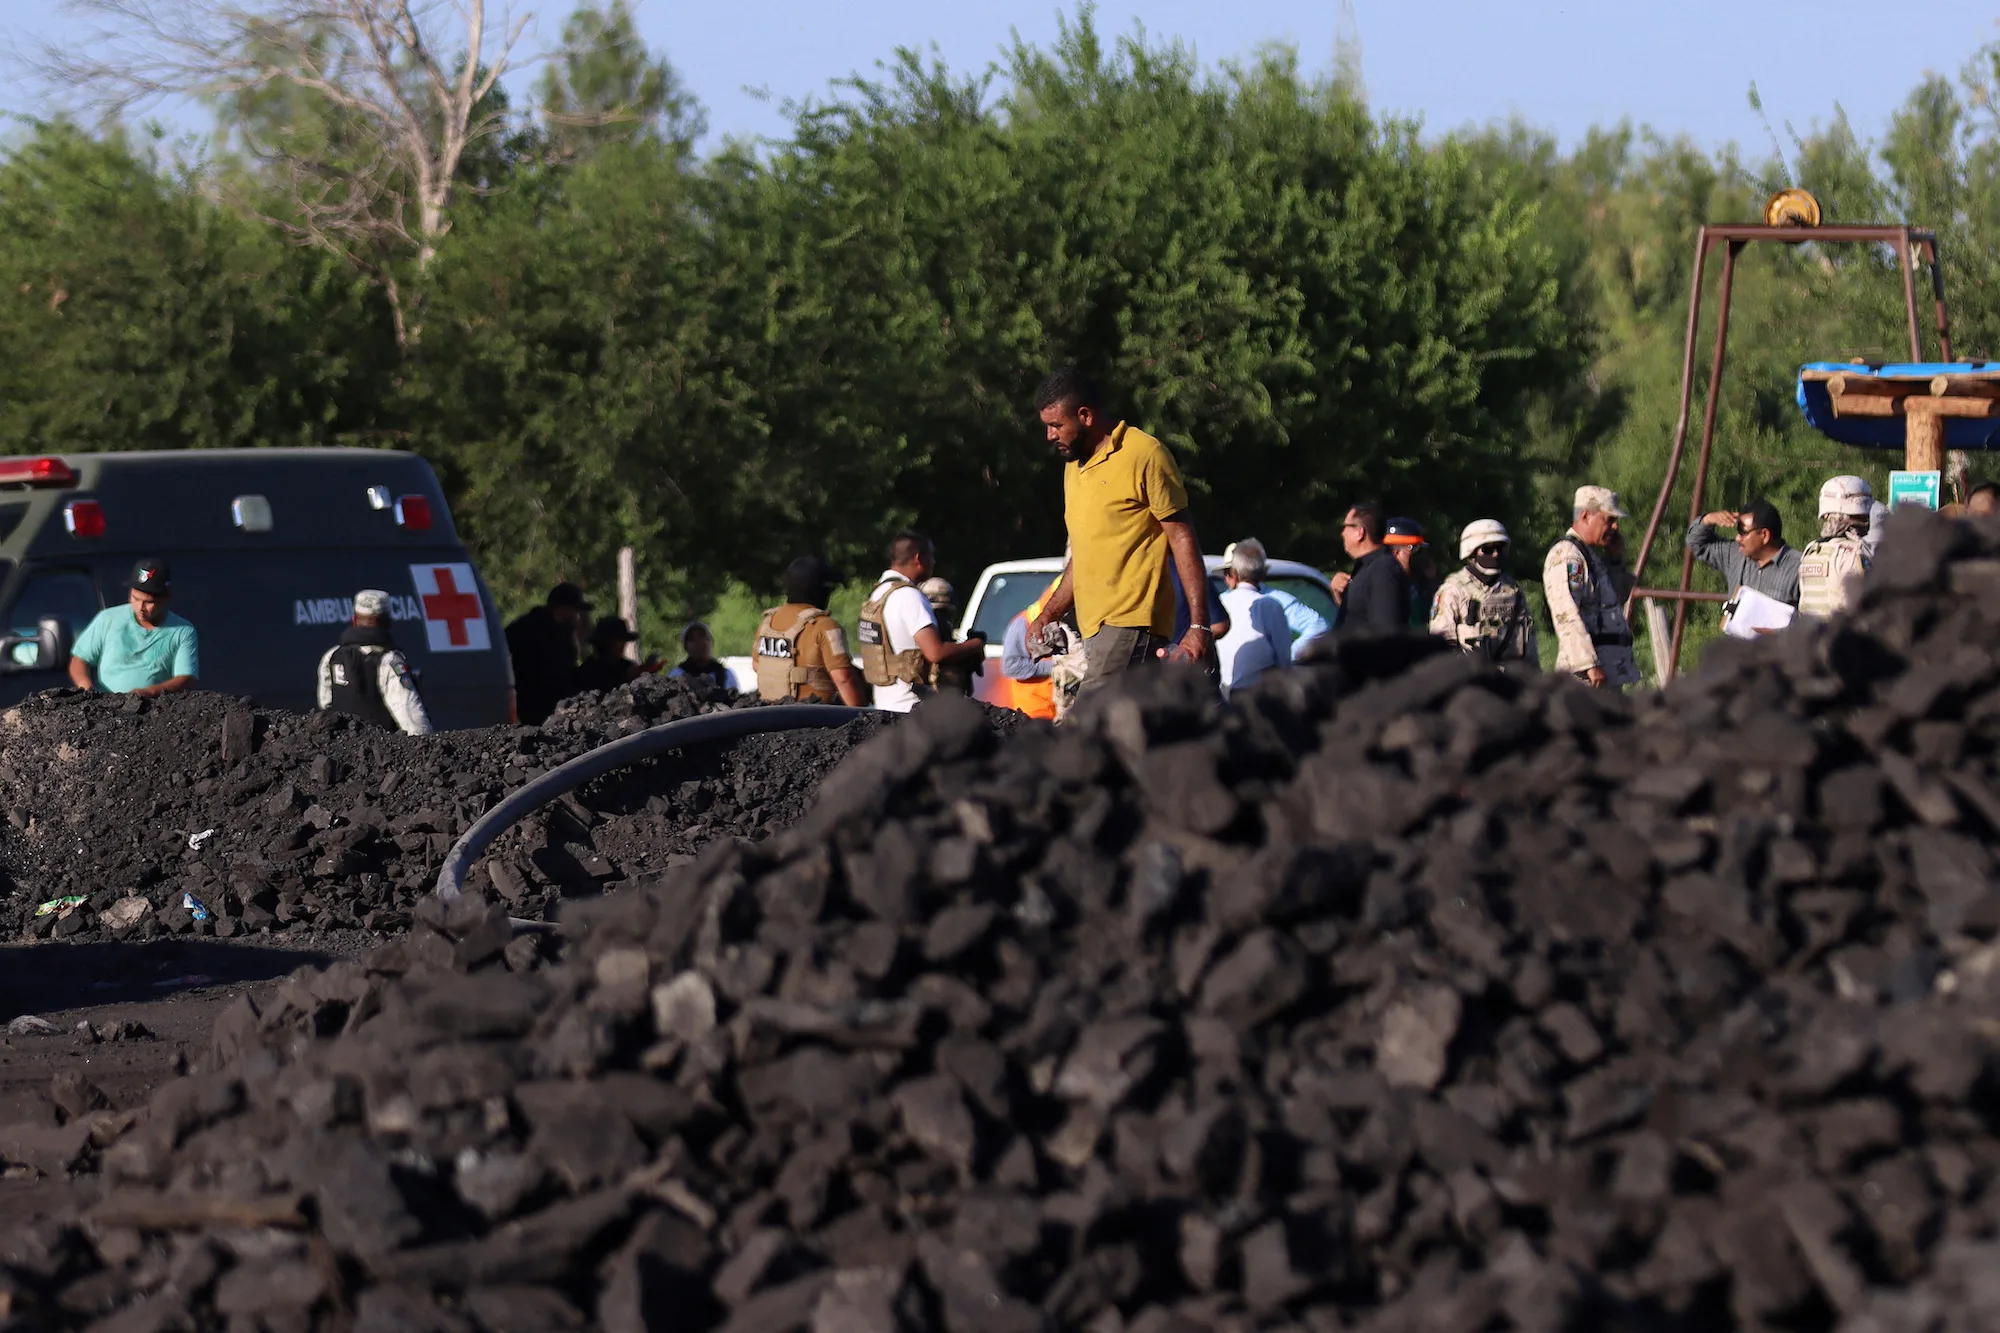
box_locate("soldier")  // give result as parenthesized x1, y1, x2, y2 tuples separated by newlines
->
(315, 589, 432, 734)
(1431, 520, 1539, 669)
(920, 576, 975, 697)
(1797, 475, 1874, 620)
(1542, 486, 1641, 689)
(751, 556, 864, 705)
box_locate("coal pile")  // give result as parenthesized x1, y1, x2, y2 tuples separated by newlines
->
(11, 509, 2000, 1331)
(0, 674, 887, 942)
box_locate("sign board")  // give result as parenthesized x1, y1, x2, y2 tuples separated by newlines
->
(408, 563, 491, 652)
(1888, 470, 1941, 510)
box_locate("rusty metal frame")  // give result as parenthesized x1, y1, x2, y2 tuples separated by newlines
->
(1625, 224, 1952, 677)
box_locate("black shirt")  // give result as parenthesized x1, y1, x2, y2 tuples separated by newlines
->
(576, 653, 637, 695)
(677, 658, 734, 691)
(1342, 547, 1412, 634)
(504, 605, 580, 725)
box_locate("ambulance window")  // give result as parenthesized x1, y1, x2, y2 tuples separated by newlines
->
(7, 568, 100, 669)
(0, 505, 24, 543)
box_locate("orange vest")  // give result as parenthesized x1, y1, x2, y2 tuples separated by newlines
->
(991, 587, 1058, 720)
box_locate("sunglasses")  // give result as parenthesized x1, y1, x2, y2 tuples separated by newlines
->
(1472, 544, 1507, 558)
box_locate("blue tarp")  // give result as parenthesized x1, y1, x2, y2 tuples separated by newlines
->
(1797, 362, 2000, 450)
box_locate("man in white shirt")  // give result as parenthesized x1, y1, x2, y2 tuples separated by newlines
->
(857, 530, 986, 713)
(1215, 538, 1292, 697)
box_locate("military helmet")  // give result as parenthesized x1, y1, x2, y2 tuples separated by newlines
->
(1458, 519, 1510, 560)
(1818, 475, 1874, 519)
(1383, 517, 1427, 547)
(919, 577, 956, 613)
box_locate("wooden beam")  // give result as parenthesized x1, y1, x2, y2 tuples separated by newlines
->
(1824, 396, 2000, 419)
(1829, 374, 1932, 401)
(1929, 375, 2000, 399)
(1909, 407, 1946, 473)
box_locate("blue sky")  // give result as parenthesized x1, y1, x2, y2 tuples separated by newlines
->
(7, 0, 1998, 155)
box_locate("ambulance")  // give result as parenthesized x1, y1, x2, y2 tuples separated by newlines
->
(0, 449, 513, 728)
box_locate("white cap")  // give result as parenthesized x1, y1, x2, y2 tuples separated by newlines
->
(1573, 485, 1628, 518)
(1458, 519, 1511, 560)
(1818, 475, 1874, 518)
(353, 589, 391, 618)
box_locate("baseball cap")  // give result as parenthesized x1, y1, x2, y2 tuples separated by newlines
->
(1573, 485, 1629, 518)
(590, 615, 637, 644)
(128, 559, 172, 595)
(547, 582, 592, 611)
(1383, 517, 1427, 547)
(353, 589, 391, 618)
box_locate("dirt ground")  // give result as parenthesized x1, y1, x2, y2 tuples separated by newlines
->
(0, 928, 376, 1216)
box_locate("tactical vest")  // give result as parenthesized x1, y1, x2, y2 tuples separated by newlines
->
(857, 576, 931, 689)
(1559, 535, 1634, 647)
(753, 606, 837, 702)
(1456, 575, 1531, 662)
(325, 644, 397, 731)
(1797, 535, 1867, 619)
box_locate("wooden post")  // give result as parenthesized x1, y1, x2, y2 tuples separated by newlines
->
(1645, 599, 1674, 687)
(1906, 405, 1946, 475)
(617, 546, 639, 663)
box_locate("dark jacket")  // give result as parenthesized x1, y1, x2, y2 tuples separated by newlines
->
(676, 658, 734, 691)
(576, 653, 639, 695)
(505, 606, 580, 725)
(1341, 547, 1412, 634)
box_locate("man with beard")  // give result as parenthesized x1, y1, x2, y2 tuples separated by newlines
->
(1430, 520, 1539, 669)
(1025, 366, 1212, 694)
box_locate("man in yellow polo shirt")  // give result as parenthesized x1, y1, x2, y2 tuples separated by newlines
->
(1025, 366, 1212, 694)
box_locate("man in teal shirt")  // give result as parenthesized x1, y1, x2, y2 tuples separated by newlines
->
(68, 558, 199, 698)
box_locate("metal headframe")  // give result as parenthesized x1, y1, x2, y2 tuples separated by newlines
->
(1624, 224, 1953, 678)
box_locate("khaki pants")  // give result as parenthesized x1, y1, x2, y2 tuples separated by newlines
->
(1077, 625, 1170, 697)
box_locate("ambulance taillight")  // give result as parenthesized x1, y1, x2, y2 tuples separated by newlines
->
(64, 500, 105, 538)
(395, 496, 434, 531)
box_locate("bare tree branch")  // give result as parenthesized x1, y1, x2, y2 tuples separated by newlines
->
(36, 0, 546, 349)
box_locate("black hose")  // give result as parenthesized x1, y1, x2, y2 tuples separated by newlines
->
(434, 704, 870, 905)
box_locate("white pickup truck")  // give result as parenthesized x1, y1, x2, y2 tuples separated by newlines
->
(954, 554, 1338, 706)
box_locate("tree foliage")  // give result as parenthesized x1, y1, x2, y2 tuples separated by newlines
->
(536, 0, 704, 163)
(0, 124, 390, 452)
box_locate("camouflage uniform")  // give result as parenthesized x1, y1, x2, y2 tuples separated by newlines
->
(1429, 567, 1539, 668)
(1541, 532, 1641, 686)
(1798, 476, 1876, 620)
(1796, 534, 1869, 619)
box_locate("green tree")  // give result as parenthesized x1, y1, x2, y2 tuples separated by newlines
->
(0, 122, 388, 453)
(537, 0, 705, 163)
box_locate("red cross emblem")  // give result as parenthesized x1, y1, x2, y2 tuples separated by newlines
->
(409, 563, 491, 652)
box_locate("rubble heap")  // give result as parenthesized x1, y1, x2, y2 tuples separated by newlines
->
(10, 510, 2000, 1332)
(0, 675, 889, 940)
